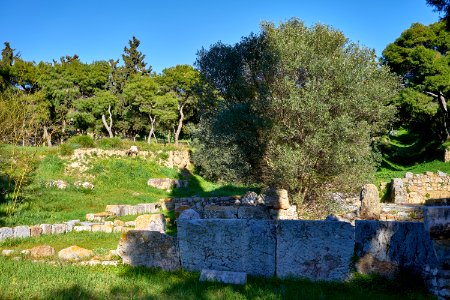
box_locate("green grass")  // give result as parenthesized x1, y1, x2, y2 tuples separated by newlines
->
(0, 231, 120, 253)
(0, 256, 433, 300)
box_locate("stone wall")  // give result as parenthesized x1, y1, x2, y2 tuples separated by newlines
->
(390, 171, 450, 204)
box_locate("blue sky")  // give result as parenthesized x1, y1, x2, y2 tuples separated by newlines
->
(0, 0, 440, 73)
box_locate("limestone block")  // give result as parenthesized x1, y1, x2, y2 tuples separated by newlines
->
(359, 184, 380, 219)
(114, 220, 125, 227)
(91, 224, 114, 233)
(29, 245, 55, 259)
(0, 227, 13, 240)
(137, 203, 159, 214)
(124, 221, 136, 227)
(64, 220, 80, 232)
(14, 226, 30, 238)
(73, 225, 91, 232)
(199, 269, 247, 285)
(355, 220, 438, 278)
(237, 206, 270, 219)
(1, 249, 15, 256)
(126, 205, 138, 216)
(40, 224, 52, 235)
(261, 188, 290, 209)
(30, 225, 42, 237)
(203, 205, 238, 219)
(178, 209, 200, 220)
(391, 178, 407, 204)
(51, 224, 67, 235)
(135, 214, 166, 232)
(147, 178, 188, 191)
(178, 219, 276, 277)
(276, 220, 354, 281)
(105, 205, 122, 216)
(270, 205, 298, 220)
(117, 230, 180, 271)
(113, 226, 123, 233)
(58, 246, 93, 261)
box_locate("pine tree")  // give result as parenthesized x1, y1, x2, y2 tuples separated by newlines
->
(122, 36, 150, 78)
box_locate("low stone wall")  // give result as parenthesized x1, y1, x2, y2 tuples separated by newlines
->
(390, 171, 450, 204)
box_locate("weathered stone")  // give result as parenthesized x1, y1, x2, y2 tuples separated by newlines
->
(175, 204, 191, 217)
(203, 205, 238, 219)
(114, 220, 125, 227)
(126, 205, 138, 216)
(166, 150, 190, 169)
(199, 269, 247, 285)
(178, 219, 276, 277)
(29, 245, 55, 259)
(2, 249, 15, 256)
(359, 184, 380, 219)
(270, 205, 298, 220)
(30, 225, 42, 237)
(51, 224, 67, 235)
(405, 172, 414, 179)
(87, 212, 115, 222)
(40, 224, 52, 235)
(445, 149, 450, 162)
(58, 246, 93, 261)
(261, 188, 290, 209)
(134, 214, 166, 232)
(241, 191, 258, 205)
(91, 224, 114, 233)
(137, 203, 159, 214)
(0, 227, 13, 240)
(14, 226, 30, 238)
(48, 179, 68, 189)
(113, 226, 124, 233)
(355, 220, 438, 278)
(277, 220, 354, 281)
(424, 206, 450, 268)
(237, 206, 270, 219)
(124, 221, 136, 227)
(105, 205, 122, 216)
(391, 178, 407, 204)
(64, 220, 80, 232)
(147, 178, 188, 191)
(117, 230, 180, 271)
(73, 225, 91, 232)
(74, 181, 94, 189)
(178, 209, 200, 220)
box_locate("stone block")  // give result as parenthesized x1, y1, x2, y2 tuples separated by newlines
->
(30, 225, 42, 237)
(178, 219, 276, 277)
(199, 269, 247, 285)
(64, 220, 80, 232)
(203, 205, 238, 219)
(355, 220, 438, 278)
(125, 221, 136, 227)
(135, 214, 166, 232)
(391, 178, 407, 204)
(113, 226, 124, 233)
(237, 206, 270, 219)
(14, 226, 30, 238)
(178, 209, 200, 220)
(114, 220, 125, 227)
(105, 205, 122, 216)
(51, 224, 67, 235)
(424, 206, 450, 239)
(270, 205, 298, 220)
(73, 225, 91, 232)
(58, 246, 93, 261)
(40, 224, 52, 235)
(277, 220, 354, 281)
(30, 245, 55, 259)
(126, 205, 138, 216)
(261, 188, 290, 209)
(117, 230, 180, 271)
(0, 227, 13, 240)
(359, 184, 381, 219)
(147, 178, 186, 191)
(91, 224, 114, 233)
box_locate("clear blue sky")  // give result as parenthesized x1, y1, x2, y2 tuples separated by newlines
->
(0, 0, 440, 73)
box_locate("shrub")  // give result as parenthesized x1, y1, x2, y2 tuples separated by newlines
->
(66, 135, 95, 148)
(59, 143, 77, 156)
(96, 138, 123, 149)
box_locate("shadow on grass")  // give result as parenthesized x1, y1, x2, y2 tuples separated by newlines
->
(48, 284, 99, 300)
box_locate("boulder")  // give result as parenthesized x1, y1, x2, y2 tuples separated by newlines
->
(126, 145, 139, 156)
(261, 188, 290, 209)
(240, 191, 258, 205)
(58, 246, 93, 261)
(178, 209, 200, 220)
(14, 226, 30, 239)
(29, 245, 55, 259)
(359, 184, 380, 219)
(135, 214, 166, 232)
(199, 269, 247, 285)
(117, 230, 181, 271)
(0, 227, 13, 240)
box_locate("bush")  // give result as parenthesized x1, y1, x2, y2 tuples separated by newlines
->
(66, 135, 95, 148)
(96, 138, 123, 149)
(59, 143, 77, 156)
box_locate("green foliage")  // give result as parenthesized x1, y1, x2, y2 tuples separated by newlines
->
(59, 143, 77, 156)
(95, 137, 123, 149)
(195, 19, 399, 202)
(66, 135, 95, 148)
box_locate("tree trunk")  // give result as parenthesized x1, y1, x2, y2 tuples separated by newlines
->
(174, 103, 185, 146)
(101, 105, 114, 138)
(426, 91, 450, 140)
(43, 126, 52, 147)
(148, 114, 156, 144)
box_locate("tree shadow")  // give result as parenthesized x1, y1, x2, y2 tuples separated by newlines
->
(48, 284, 99, 300)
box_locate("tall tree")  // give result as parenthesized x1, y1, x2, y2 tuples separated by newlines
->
(427, 0, 450, 29)
(122, 36, 150, 78)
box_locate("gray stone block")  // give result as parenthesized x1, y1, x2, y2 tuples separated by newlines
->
(117, 230, 180, 271)
(178, 219, 276, 277)
(0, 227, 13, 240)
(424, 206, 450, 239)
(203, 205, 238, 219)
(355, 220, 438, 277)
(40, 224, 52, 235)
(13, 226, 30, 238)
(200, 269, 247, 285)
(51, 224, 67, 235)
(277, 220, 354, 281)
(64, 220, 80, 232)
(237, 206, 270, 219)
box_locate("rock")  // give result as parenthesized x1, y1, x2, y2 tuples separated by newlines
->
(203, 205, 238, 219)
(424, 206, 450, 267)
(0, 227, 13, 240)
(359, 184, 380, 219)
(166, 150, 190, 169)
(20, 249, 30, 255)
(178, 219, 276, 277)
(126, 145, 139, 156)
(175, 205, 191, 217)
(178, 209, 200, 220)
(74, 181, 94, 189)
(113, 226, 124, 233)
(445, 149, 450, 162)
(241, 191, 258, 205)
(199, 269, 247, 285)
(86, 212, 115, 222)
(405, 172, 414, 179)
(277, 220, 355, 281)
(91, 224, 114, 233)
(147, 178, 188, 191)
(391, 178, 407, 204)
(136, 203, 159, 214)
(40, 224, 52, 235)
(135, 214, 166, 232)
(73, 225, 91, 232)
(29, 245, 55, 259)
(237, 206, 270, 219)
(58, 246, 93, 261)
(30, 225, 43, 237)
(437, 170, 447, 177)
(64, 220, 80, 232)
(51, 224, 67, 235)
(48, 180, 68, 189)
(1, 249, 15, 256)
(117, 230, 181, 271)
(261, 188, 290, 209)
(114, 220, 125, 227)
(124, 221, 136, 227)
(270, 205, 298, 220)
(14, 226, 30, 238)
